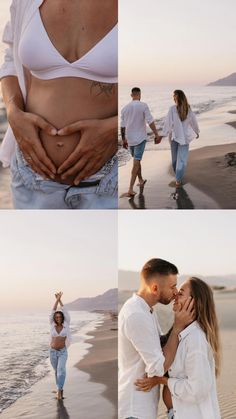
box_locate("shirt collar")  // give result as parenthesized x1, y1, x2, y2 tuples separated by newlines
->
(132, 293, 154, 314)
(179, 320, 199, 341)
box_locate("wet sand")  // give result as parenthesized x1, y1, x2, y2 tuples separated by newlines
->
(77, 313, 118, 418)
(184, 143, 236, 209)
(119, 104, 236, 209)
(0, 316, 117, 419)
(119, 290, 236, 419)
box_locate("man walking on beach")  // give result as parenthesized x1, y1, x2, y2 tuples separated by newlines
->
(120, 87, 160, 197)
(118, 258, 194, 419)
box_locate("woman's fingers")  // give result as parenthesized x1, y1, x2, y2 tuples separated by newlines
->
(32, 141, 57, 175)
(57, 121, 84, 136)
(58, 149, 81, 174)
(33, 114, 58, 136)
(73, 161, 99, 185)
(61, 157, 87, 180)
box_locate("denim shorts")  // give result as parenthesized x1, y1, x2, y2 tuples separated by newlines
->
(129, 140, 146, 161)
(11, 147, 118, 209)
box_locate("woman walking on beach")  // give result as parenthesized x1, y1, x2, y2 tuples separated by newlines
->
(160, 90, 200, 187)
(136, 277, 221, 419)
(50, 292, 71, 400)
(0, 0, 118, 209)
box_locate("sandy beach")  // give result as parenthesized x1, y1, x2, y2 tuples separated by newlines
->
(119, 290, 236, 419)
(0, 314, 118, 419)
(119, 103, 236, 209)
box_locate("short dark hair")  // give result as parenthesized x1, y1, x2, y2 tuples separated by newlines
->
(141, 258, 178, 282)
(131, 87, 141, 94)
(53, 310, 65, 324)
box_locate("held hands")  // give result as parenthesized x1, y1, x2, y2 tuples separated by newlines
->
(8, 106, 57, 179)
(154, 135, 162, 144)
(57, 117, 117, 184)
(173, 297, 195, 334)
(134, 375, 168, 392)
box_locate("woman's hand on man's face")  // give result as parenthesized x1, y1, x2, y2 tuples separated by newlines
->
(173, 296, 195, 334)
(56, 117, 117, 184)
(8, 107, 57, 179)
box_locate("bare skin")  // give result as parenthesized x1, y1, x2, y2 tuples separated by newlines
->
(51, 292, 66, 350)
(2, 0, 118, 184)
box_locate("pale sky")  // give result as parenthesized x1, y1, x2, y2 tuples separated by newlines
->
(119, 0, 236, 85)
(119, 211, 236, 276)
(0, 211, 117, 311)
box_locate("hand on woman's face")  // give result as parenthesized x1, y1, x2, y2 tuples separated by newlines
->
(173, 280, 191, 311)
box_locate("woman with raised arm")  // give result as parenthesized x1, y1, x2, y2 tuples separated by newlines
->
(135, 277, 221, 419)
(159, 90, 200, 188)
(0, 0, 118, 209)
(50, 292, 71, 400)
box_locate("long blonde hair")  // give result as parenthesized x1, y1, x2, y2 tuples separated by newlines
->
(189, 277, 221, 377)
(174, 90, 190, 121)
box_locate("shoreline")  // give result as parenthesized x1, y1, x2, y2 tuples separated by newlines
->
(0, 313, 116, 419)
(119, 105, 236, 209)
(76, 312, 118, 417)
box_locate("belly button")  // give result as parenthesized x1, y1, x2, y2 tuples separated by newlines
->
(56, 142, 64, 148)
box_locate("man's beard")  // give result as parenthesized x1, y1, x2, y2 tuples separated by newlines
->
(159, 295, 173, 305)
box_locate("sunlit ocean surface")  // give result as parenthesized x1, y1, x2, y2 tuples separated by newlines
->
(0, 310, 102, 412)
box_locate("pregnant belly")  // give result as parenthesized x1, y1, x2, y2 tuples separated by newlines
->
(26, 76, 117, 184)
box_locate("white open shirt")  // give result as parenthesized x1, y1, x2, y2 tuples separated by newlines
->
(162, 105, 200, 145)
(49, 306, 72, 348)
(120, 101, 154, 146)
(119, 294, 165, 419)
(168, 321, 221, 419)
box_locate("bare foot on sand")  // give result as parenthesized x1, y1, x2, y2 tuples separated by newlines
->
(120, 191, 137, 198)
(137, 179, 147, 187)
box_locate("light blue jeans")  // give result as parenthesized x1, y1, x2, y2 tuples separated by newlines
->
(11, 147, 118, 209)
(171, 140, 189, 182)
(50, 347, 68, 390)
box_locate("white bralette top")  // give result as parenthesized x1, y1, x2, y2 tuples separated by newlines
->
(18, 9, 118, 83)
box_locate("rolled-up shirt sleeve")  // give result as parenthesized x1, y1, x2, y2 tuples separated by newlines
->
(168, 350, 213, 403)
(0, 1, 17, 80)
(125, 312, 165, 377)
(144, 104, 154, 125)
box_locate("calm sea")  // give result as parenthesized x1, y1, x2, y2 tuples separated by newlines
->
(0, 310, 103, 413)
(120, 84, 236, 120)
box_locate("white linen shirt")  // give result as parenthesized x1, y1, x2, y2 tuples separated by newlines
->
(49, 306, 72, 348)
(0, 0, 45, 167)
(120, 100, 154, 146)
(162, 105, 200, 145)
(168, 321, 221, 419)
(119, 294, 165, 419)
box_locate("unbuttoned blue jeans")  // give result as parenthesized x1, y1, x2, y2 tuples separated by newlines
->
(50, 347, 68, 390)
(171, 140, 189, 182)
(11, 147, 118, 209)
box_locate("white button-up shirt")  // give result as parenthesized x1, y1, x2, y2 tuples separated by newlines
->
(120, 100, 154, 146)
(168, 321, 221, 419)
(119, 294, 165, 419)
(162, 105, 200, 145)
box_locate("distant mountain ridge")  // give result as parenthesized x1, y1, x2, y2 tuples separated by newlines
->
(207, 73, 236, 86)
(119, 270, 236, 290)
(65, 288, 118, 312)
